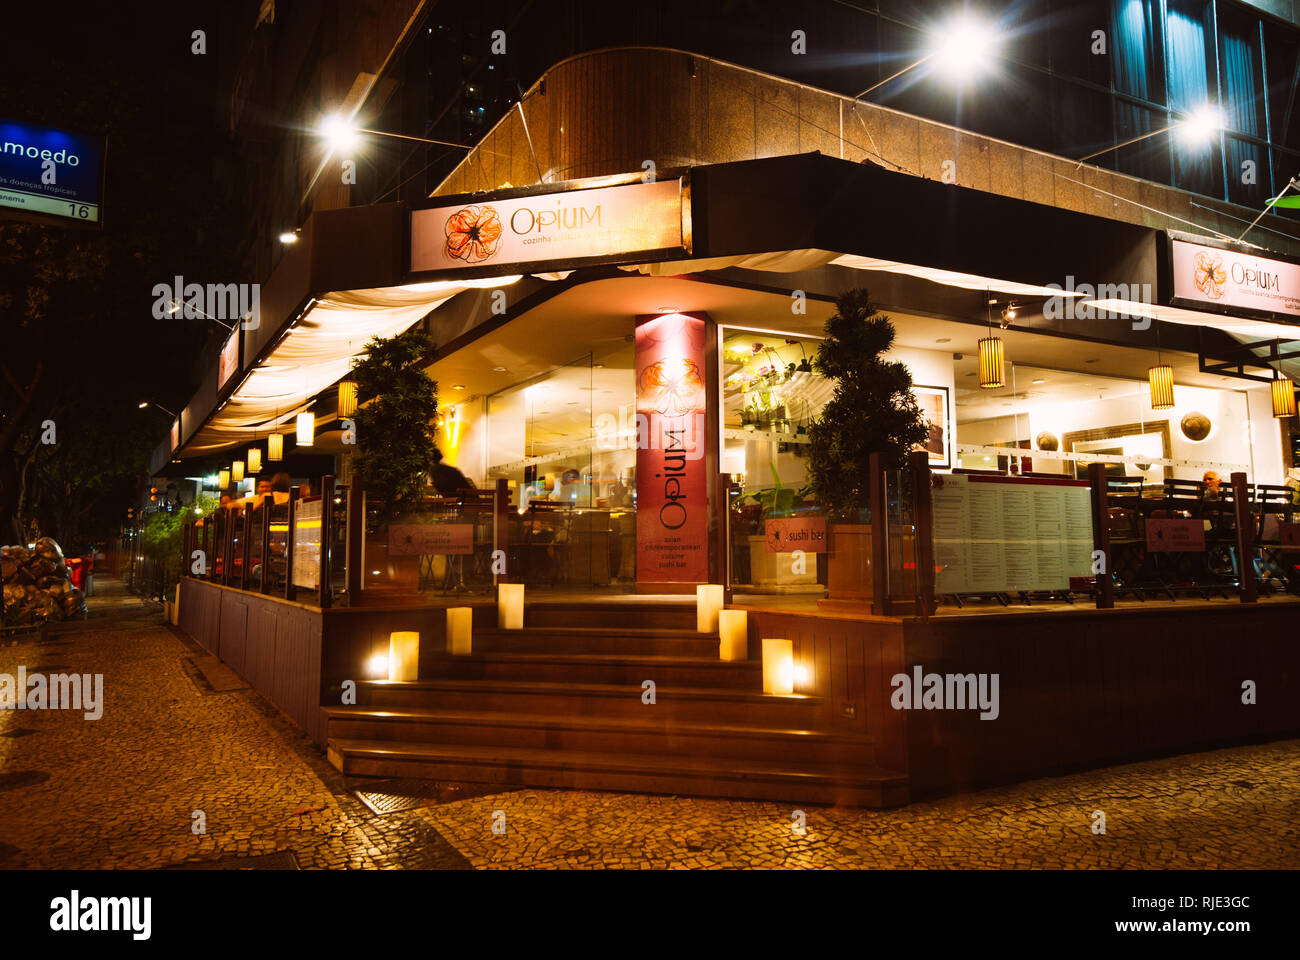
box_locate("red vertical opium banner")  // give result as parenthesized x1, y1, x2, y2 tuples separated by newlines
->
(635, 313, 708, 584)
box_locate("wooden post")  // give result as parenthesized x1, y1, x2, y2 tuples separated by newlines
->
(238, 504, 252, 590)
(716, 473, 733, 604)
(319, 475, 335, 608)
(1231, 471, 1257, 604)
(346, 480, 363, 599)
(908, 451, 936, 618)
(869, 452, 888, 616)
(1087, 462, 1115, 609)
(200, 516, 210, 580)
(493, 477, 510, 585)
(284, 489, 298, 601)
(259, 495, 272, 594)
(222, 507, 234, 586)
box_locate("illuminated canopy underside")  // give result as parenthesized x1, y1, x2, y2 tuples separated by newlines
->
(182, 277, 520, 454)
(182, 244, 1297, 457)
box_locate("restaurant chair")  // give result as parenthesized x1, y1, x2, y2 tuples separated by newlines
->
(522, 500, 574, 587)
(458, 488, 497, 590)
(1253, 484, 1299, 595)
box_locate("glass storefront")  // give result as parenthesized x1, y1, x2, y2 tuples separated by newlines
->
(467, 343, 638, 591)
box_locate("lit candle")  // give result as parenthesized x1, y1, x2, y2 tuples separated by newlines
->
(498, 583, 524, 629)
(388, 631, 419, 682)
(762, 638, 794, 695)
(718, 609, 747, 661)
(446, 606, 472, 655)
(696, 584, 724, 633)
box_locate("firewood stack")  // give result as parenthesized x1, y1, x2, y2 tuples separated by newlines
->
(1, 538, 88, 624)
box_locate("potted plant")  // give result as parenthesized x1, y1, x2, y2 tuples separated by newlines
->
(806, 290, 928, 602)
(743, 468, 820, 591)
(350, 328, 442, 594)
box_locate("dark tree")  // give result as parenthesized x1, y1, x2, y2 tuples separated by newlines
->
(806, 289, 929, 519)
(349, 329, 441, 508)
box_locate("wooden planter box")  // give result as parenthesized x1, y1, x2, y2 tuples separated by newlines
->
(825, 523, 917, 606)
(827, 524, 872, 600)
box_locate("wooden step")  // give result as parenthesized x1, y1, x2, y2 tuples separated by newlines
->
(472, 626, 720, 658)
(524, 601, 697, 631)
(326, 738, 908, 807)
(323, 706, 874, 764)
(418, 651, 760, 689)
(351, 679, 827, 725)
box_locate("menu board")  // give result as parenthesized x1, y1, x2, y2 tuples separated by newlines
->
(292, 499, 322, 589)
(932, 474, 1093, 594)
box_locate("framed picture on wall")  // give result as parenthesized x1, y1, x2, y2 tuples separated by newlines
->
(1062, 421, 1172, 483)
(912, 385, 952, 469)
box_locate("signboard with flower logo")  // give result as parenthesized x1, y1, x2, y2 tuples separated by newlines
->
(410, 177, 688, 276)
(1170, 236, 1300, 318)
(635, 312, 708, 584)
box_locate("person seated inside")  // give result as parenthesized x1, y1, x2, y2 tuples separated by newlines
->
(1203, 471, 1222, 501)
(431, 448, 474, 497)
(269, 472, 291, 506)
(299, 479, 314, 501)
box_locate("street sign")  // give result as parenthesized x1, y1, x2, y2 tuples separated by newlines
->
(0, 118, 105, 227)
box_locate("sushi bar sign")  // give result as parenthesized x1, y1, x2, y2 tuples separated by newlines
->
(409, 177, 689, 276)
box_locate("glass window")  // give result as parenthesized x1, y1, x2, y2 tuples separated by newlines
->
(1114, 98, 1172, 182)
(1053, 77, 1114, 162)
(1111, 0, 1165, 103)
(1264, 29, 1300, 153)
(1164, 0, 1216, 115)
(1049, 0, 1112, 86)
(1224, 135, 1269, 209)
(1218, 7, 1265, 138)
(485, 347, 637, 590)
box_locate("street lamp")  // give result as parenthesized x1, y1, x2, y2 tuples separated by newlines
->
(1075, 104, 1225, 164)
(856, 12, 1001, 98)
(167, 297, 237, 332)
(137, 400, 178, 418)
(317, 112, 471, 151)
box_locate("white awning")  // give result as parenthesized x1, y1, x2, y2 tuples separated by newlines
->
(182, 276, 522, 454)
(620, 248, 1085, 300)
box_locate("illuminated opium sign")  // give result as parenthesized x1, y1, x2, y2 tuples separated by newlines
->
(635, 313, 708, 584)
(410, 178, 687, 275)
(1171, 238, 1300, 317)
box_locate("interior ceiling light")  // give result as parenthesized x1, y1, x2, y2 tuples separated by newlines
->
(1271, 371, 1297, 418)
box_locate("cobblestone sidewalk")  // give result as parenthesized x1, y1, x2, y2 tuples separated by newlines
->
(2, 579, 1296, 870)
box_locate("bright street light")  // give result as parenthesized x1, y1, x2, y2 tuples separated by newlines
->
(929, 14, 1001, 84)
(315, 112, 471, 151)
(138, 400, 178, 418)
(1076, 104, 1226, 164)
(856, 13, 1000, 99)
(319, 113, 359, 152)
(1176, 104, 1226, 145)
(278, 231, 299, 244)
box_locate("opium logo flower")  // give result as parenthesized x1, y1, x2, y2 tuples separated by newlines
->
(639, 357, 705, 418)
(1193, 251, 1227, 299)
(444, 204, 503, 263)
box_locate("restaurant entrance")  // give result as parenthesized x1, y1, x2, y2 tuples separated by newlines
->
(477, 343, 638, 592)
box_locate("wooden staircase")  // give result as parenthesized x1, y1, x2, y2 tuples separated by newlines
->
(325, 601, 907, 807)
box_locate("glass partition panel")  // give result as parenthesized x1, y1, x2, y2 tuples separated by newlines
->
(721, 329, 829, 599)
(485, 349, 636, 591)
